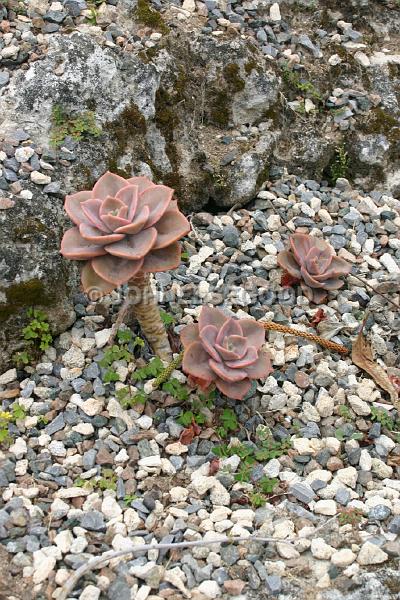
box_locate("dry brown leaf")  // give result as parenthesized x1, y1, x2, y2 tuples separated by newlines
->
(352, 329, 399, 410)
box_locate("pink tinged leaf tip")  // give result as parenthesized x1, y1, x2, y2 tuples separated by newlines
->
(92, 171, 128, 201)
(215, 377, 252, 401)
(81, 199, 111, 232)
(105, 227, 157, 260)
(115, 205, 150, 234)
(91, 254, 144, 286)
(141, 242, 181, 273)
(79, 223, 124, 245)
(209, 359, 247, 383)
(60, 227, 107, 260)
(140, 185, 173, 228)
(199, 325, 221, 362)
(216, 317, 243, 346)
(180, 323, 200, 348)
(225, 346, 258, 369)
(81, 261, 115, 299)
(152, 208, 191, 250)
(64, 191, 92, 226)
(182, 341, 215, 382)
(198, 305, 228, 332)
(116, 185, 139, 221)
(127, 175, 156, 194)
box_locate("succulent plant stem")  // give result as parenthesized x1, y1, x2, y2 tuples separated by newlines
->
(129, 272, 172, 361)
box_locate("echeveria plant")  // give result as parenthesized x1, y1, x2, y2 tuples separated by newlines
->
(61, 172, 190, 297)
(181, 306, 272, 400)
(277, 233, 351, 304)
(61, 171, 190, 360)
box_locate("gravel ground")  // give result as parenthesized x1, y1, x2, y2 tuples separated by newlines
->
(1, 173, 400, 599)
(1, 1, 400, 599)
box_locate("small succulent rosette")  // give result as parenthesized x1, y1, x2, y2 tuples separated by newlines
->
(180, 306, 272, 400)
(61, 172, 190, 299)
(277, 233, 351, 304)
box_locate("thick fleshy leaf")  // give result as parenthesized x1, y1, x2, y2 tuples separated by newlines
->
(243, 350, 272, 379)
(141, 242, 181, 273)
(318, 256, 351, 279)
(215, 335, 247, 361)
(226, 346, 258, 369)
(115, 206, 150, 235)
(81, 199, 111, 232)
(239, 320, 265, 350)
(64, 191, 92, 226)
(304, 246, 332, 276)
(198, 306, 228, 332)
(209, 359, 247, 382)
(92, 254, 143, 286)
(79, 223, 124, 245)
(100, 196, 127, 217)
(290, 233, 315, 264)
(116, 185, 139, 221)
(81, 261, 115, 300)
(101, 214, 130, 231)
(140, 185, 173, 228)
(127, 176, 155, 194)
(180, 323, 200, 348)
(216, 318, 243, 346)
(215, 377, 252, 401)
(182, 341, 215, 381)
(60, 227, 106, 260)
(199, 325, 221, 362)
(153, 208, 191, 250)
(277, 250, 302, 278)
(302, 284, 327, 305)
(105, 227, 157, 259)
(301, 267, 344, 291)
(92, 171, 128, 201)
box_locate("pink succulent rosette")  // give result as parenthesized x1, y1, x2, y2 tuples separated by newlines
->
(181, 306, 272, 400)
(277, 233, 352, 304)
(60, 172, 190, 298)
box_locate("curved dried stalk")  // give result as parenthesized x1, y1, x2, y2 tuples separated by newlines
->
(263, 321, 349, 354)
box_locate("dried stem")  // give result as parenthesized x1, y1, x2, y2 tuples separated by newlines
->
(58, 516, 339, 600)
(350, 272, 400, 310)
(129, 272, 172, 361)
(263, 321, 349, 354)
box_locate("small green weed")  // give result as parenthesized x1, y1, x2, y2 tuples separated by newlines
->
(370, 406, 397, 430)
(163, 378, 189, 401)
(281, 63, 323, 101)
(100, 330, 144, 383)
(133, 356, 164, 381)
(338, 405, 353, 421)
(51, 105, 101, 147)
(12, 350, 31, 367)
(124, 494, 138, 506)
(159, 310, 175, 327)
(216, 408, 239, 438)
(23, 308, 53, 352)
(74, 468, 116, 491)
(330, 145, 349, 183)
(0, 404, 26, 446)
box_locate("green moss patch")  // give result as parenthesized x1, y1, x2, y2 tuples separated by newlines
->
(135, 0, 169, 34)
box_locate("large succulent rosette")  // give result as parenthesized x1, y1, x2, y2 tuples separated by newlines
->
(277, 233, 351, 304)
(60, 172, 190, 298)
(181, 306, 272, 400)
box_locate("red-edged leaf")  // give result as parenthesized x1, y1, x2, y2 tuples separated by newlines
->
(187, 375, 213, 391)
(281, 271, 300, 288)
(209, 457, 220, 475)
(310, 308, 326, 326)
